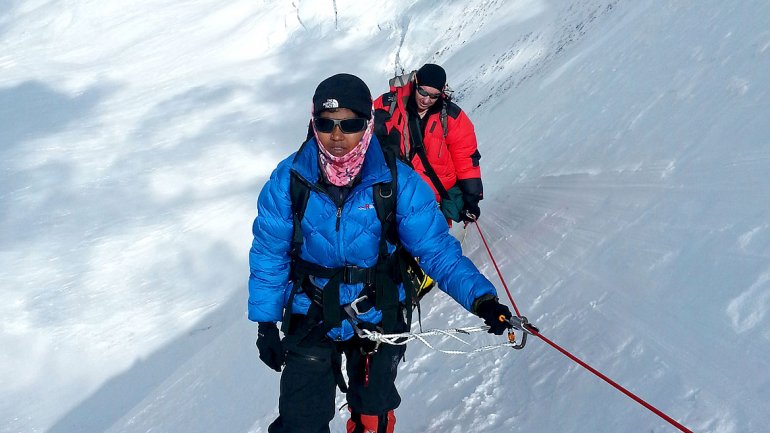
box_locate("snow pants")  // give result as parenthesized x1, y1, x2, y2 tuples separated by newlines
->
(267, 312, 407, 433)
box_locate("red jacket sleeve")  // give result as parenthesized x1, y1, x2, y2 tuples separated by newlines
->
(445, 108, 481, 180)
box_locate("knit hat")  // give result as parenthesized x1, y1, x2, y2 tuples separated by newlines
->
(416, 63, 446, 90)
(312, 73, 373, 119)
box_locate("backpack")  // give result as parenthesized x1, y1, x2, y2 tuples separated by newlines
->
(282, 142, 429, 335)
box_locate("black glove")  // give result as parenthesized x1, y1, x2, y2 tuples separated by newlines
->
(461, 201, 481, 223)
(256, 322, 284, 372)
(458, 178, 482, 223)
(475, 297, 513, 335)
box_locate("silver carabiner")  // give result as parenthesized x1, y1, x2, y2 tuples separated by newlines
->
(505, 316, 539, 350)
(350, 295, 371, 315)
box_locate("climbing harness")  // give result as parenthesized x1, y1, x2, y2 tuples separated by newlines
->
(284, 141, 422, 335)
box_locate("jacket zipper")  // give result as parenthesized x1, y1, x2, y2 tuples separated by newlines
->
(331, 185, 344, 232)
(335, 188, 344, 261)
(336, 206, 342, 231)
(291, 167, 387, 264)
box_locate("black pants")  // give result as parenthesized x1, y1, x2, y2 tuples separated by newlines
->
(267, 313, 407, 433)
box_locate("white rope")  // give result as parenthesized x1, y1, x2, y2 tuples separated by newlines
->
(358, 326, 518, 355)
(459, 224, 469, 247)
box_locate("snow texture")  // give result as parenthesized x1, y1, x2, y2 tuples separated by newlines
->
(1, 0, 769, 432)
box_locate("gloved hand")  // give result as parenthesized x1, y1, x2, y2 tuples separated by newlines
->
(256, 322, 284, 372)
(475, 298, 513, 335)
(457, 179, 483, 223)
(461, 201, 481, 223)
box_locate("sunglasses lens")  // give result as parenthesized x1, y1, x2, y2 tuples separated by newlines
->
(314, 117, 367, 134)
(314, 118, 335, 133)
(339, 118, 367, 133)
(417, 86, 440, 99)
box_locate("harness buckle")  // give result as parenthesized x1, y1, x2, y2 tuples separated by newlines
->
(343, 266, 359, 284)
(350, 295, 372, 315)
(343, 266, 373, 285)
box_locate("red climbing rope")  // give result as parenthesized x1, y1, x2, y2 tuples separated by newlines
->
(471, 221, 693, 433)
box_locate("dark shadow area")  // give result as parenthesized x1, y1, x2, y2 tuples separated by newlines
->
(0, 80, 113, 248)
(0, 80, 109, 153)
(46, 286, 271, 433)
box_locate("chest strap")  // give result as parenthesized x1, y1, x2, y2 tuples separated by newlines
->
(283, 252, 402, 334)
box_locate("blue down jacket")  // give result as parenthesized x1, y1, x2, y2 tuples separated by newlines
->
(248, 136, 497, 340)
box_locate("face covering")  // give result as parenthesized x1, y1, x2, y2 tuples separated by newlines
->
(313, 114, 374, 187)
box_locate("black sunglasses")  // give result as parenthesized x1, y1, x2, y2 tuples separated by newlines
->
(416, 86, 442, 100)
(313, 117, 368, 134)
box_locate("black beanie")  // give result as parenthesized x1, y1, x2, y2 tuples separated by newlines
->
(416, 63, 446, 90)
(312, 73, 373, 119)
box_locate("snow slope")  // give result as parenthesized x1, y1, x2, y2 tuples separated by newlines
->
(2, 0, 769, 432)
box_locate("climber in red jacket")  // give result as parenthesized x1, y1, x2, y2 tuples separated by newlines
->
(374, 63, 483, 224)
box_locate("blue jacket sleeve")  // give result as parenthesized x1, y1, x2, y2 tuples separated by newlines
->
(394, 164, 497, 312)
(248, 159, 294, 322)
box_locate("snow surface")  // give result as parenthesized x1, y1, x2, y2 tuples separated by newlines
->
(2, 0, 769, 432)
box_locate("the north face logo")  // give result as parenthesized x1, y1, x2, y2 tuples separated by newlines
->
(322, 98, 339, 109)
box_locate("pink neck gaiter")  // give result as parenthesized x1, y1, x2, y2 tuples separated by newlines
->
(314, 117, 374, 187)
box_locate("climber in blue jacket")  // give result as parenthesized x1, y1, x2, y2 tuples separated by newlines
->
(248, 73, 512, 433)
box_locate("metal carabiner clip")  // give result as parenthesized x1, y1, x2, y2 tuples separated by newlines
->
(350, 295, 371, 315)
(505, 315, 539, 350)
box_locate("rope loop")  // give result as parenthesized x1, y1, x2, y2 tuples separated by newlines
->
(358, 326, 517, 355)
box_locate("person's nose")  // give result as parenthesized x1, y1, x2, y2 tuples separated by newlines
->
(330, 125, 345, 140)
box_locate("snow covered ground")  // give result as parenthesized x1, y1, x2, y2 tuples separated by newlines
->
(2, 0, 769, 432)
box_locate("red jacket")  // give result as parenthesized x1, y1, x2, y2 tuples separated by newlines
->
(373, 83, 483, 205)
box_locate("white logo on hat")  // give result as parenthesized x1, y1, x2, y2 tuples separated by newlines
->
(322, 98, 339, 109)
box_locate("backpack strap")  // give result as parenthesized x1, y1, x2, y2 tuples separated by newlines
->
(388, 93, 398, 118)
(373, 150, 421, 330)
(289, 170, 311, 257)
(372, 150, 401, 331)
(407, 114, 451, 201)
(282, 169, 313, 334)
(440, 101, 448, 138)
(374, 149, 398, 245)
